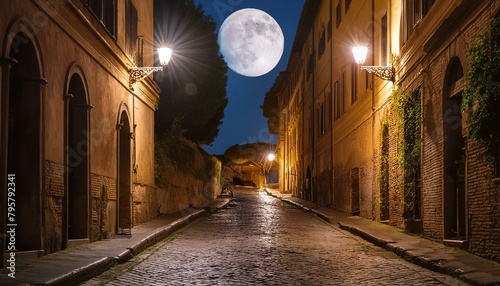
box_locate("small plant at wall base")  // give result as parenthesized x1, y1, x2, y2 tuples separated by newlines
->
(463, 17, 500, 162)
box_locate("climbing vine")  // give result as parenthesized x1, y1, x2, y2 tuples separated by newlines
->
(378, 119, 390, 221)
(462, 17, 500, 159)
(389, 87, 422, 219)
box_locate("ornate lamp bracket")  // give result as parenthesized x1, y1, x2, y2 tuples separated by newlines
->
(129, 66, 164, 88)
(361, 66, 395, 82)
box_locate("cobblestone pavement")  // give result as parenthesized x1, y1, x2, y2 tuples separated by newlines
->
(84, 188, 469, 286)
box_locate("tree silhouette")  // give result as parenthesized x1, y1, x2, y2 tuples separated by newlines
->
(261, 72, 285, 135)
(154, 0, 228, 145)
(223, 142, 276, 166)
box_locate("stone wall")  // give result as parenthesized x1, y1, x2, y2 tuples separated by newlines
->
(467, 142, 500, 262)
(44, 161, 65, 254)
(90, 174, 116, 241)
(133, 139, 222, 225)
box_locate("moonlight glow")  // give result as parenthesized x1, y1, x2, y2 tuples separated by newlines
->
(218, 8, 284, 77)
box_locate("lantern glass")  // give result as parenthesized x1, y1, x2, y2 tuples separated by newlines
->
(352, 46, 368, 64)
(158, 47, 173, 66)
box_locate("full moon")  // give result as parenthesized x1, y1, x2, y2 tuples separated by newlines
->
(218, 8, 284, 77)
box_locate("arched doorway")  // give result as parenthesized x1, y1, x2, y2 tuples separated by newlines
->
(443, 57, 467, 242)
(5, 32, 43, 251)
(65, 72, 90, 243)
(117, 110, 132, 234)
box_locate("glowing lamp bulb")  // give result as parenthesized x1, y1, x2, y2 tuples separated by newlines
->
(158, 47, 173, 66)
(352, 46, 368, 64)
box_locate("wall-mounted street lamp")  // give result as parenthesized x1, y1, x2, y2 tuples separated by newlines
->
(352, 46, 394, 82)
(267, 154, 276, 161)
(129, 44, 172, 88)
(264, 153, 276, 186)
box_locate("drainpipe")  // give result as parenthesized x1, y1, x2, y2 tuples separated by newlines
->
(301, 67, 306, 199)
(311, 22, 316, 203)
(329, 0, 334, 207)
(371, 0, 376, 219)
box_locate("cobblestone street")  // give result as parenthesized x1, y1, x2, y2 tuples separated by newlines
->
(85, 188, 468, 286)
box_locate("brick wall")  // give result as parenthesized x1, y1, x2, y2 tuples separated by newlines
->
(467, 142, 500, 262)
(44, 161, 65, 254)
(90, 174, 116, 241)
(416, 0, 500, 261)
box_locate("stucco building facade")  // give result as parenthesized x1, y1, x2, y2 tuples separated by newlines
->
(277, 0, 500, 262)
(1, 0, 160, 264)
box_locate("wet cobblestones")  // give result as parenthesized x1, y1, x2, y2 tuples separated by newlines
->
(89, 188, 468, 285)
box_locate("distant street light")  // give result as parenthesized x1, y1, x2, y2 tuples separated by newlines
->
(265, 153, 276, 185)
(267, 153, 276, 161)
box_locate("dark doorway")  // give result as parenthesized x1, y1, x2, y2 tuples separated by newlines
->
(66, 74, 89, 241)
(443, 57, 466, 241)
(6, 33, 42, 251)
(118, 111, 132, 234)
(443, 94, 466, 240)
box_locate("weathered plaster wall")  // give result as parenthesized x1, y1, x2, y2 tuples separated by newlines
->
(133, 140, 222, 225)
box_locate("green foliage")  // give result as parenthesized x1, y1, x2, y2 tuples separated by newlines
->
(154, 0, 228, 145)
(155, 119, 193, 187)
(462, 17, 500, 159)
(155, 119, 222, 187)
(378, 120, 390, 220)
(389, 87, 422, 217)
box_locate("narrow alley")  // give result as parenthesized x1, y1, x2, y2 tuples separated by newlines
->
(85, 188, 467, 286)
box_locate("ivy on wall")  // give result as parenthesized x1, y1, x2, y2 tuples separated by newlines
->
(463, 17, 500, 159)
(388, 87, 422, 219)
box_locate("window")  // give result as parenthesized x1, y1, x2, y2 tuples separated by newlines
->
(341, 71, 346, 113)
(318, 28, 326, 59)
(336, 2, 342, 28)
(345, 0, 352, 13)
(351, 63, 358, 104)
(403, 0, 435, 43)
(334, 74, 346, 120)
(334, 81, 340, 120)
(381, 13, 388, 66)
(414, 0, 435, 25)
(328, 19, 332, 41)
(126, 0, 138, 63)
(320, 102, 326, 135)
(328, 91, 332, 127)
(86, 0, 116, 37)
(307, 53, 314, 80)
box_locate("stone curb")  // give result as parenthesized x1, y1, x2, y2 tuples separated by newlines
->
(264, 189, 500, 286)
(42, 199, 233, 286)
(44, 257, 116, 286)
(129, 209, 206, 256)
(336, 222, 484, 285)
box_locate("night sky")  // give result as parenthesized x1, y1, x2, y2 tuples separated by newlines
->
(192, 0, 306, 155)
